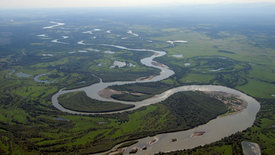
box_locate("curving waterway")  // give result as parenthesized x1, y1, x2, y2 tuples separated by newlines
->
(51, 45, 260, 154)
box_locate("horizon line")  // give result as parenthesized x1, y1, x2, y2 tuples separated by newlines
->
(1, 1, 275, 9)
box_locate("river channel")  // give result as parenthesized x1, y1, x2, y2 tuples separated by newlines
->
(51, 45, 260, 154)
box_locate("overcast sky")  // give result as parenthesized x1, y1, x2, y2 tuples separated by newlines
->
(1, 0, 275, 8)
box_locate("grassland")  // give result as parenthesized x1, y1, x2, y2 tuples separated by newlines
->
(158, 28, 275, 99)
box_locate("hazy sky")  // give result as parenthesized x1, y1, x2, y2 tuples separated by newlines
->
(1, 0, 275, 8)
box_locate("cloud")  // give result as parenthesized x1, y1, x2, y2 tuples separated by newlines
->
(1, 0, 275, 8)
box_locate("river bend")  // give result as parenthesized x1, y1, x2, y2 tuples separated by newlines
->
(51, 45, 260, 154)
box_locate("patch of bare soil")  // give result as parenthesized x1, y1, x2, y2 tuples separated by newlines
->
(191, 131, 206, 137)
(98, 88, 145, 99)
(204, 91, 248, 114)
(149, 137, 159, 145)
(152, 61, 169, 69)
(136, 75, 155, 81)
(98, 88, 122, 99)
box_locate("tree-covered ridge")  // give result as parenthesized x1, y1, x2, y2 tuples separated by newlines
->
(159, 91, 228, 129)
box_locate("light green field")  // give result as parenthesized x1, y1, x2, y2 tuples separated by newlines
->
(237, 79, 275, 98)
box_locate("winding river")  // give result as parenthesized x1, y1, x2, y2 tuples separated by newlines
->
(51, 44, 260, 154)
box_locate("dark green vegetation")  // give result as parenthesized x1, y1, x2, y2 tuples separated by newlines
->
(58, 91, 134, 113)
(156, 91, 228, 128)
(158, 98, 275, 155)
(0, 91, 228, 154)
